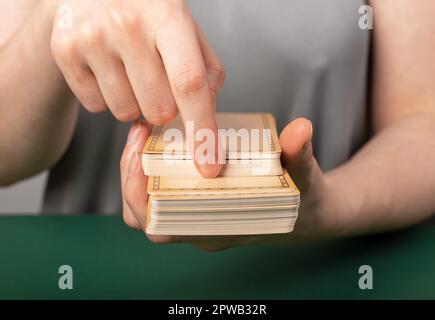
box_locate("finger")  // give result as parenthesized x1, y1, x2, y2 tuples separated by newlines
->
(121, 38, 178, 125)
(51, 34, 108, 113)
(78, 30, 141, 122)
(279, 118, 323, 194)
(90, 58, 141, 122)
(120, 121, 142, 230)
(124, 129, 153, 231)
(156, 15, 222, 178)
(121, 121, 149, 230)
(63, 66, 109, 114)
(195, 23, 226, 99)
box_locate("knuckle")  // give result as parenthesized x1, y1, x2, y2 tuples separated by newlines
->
(210, 63, 226, 81)
(216, 65, 226, 83)
(113, 108, 141, 122)
(82, 102, 107, 114)
(165, 104, 179, 121)
(145, 104, 178, 125)
(174, 68, 208, 95)
(109, 3, 141, 33)
(208, 65, 226, 98)
(208, 64, 226, 99)
(50, 33, 77, 62)
(80, 98, 108, 113)
(77, 21, 104, 47)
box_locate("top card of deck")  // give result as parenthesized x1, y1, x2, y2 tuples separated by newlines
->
(143, 112, 281, 157)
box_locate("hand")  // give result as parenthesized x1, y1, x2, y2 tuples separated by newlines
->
(121, 118, 345, 251)
(50, 0, 224, 177)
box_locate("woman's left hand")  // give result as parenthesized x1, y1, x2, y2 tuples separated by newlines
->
(121, 118, 344, 251)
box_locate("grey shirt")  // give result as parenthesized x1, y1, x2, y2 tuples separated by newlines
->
(43, 0, 371, 214)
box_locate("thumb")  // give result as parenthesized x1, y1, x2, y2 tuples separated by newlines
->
(121, 121, 149, 230)
(279, 118, 323, 194)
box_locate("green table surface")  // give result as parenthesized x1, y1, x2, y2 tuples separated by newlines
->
(0, 216, 434, 299)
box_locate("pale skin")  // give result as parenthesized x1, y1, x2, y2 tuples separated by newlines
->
(1, 1, 435, 251)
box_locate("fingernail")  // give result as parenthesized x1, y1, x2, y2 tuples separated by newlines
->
(127, 121, 141, 145)
(303, 121, 313, 150)
(128, 152, 139, 177)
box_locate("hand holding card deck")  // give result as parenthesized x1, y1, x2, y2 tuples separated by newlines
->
(142, 113, 300, 236)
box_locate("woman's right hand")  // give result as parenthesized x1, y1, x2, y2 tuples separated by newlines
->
(49, 0, 225, 177)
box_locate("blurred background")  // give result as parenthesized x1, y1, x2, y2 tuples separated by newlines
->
(0, 172, 46, 214)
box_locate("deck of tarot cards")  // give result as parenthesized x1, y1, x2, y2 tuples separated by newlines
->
(142, 113, 300, 236)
